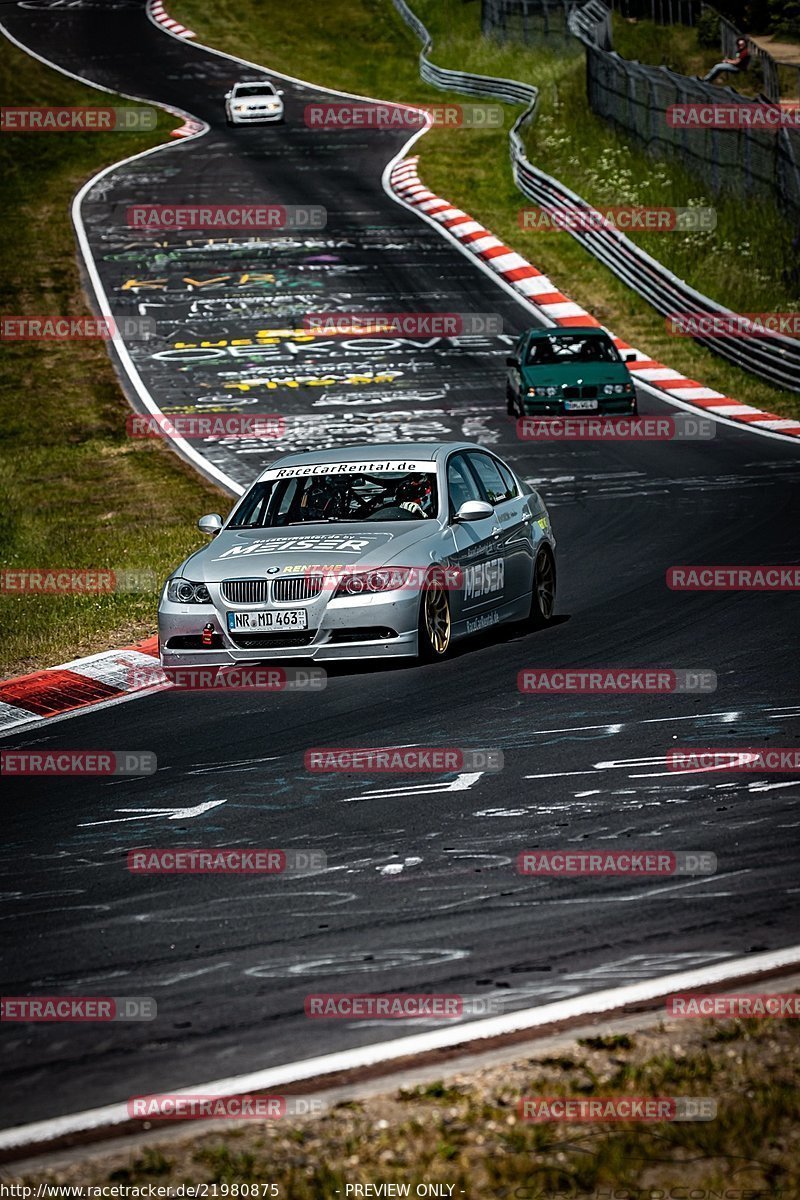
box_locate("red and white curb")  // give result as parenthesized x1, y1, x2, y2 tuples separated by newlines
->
(147, 0, 194, 40)
(145, 1, 202, 135)
(391, 158, 800, 439)
(169, 115, 205, 138)
(0, 637, 162, 733)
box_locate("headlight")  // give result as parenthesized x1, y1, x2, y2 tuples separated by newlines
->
(233, 104, 246, 112)
(531, 386, 559, 397)
(334, 568, 410, 598)
(603, 383, 634, 396)
(167, 579, 212, 604)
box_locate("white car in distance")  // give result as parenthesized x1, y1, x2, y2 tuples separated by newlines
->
(225, 80, 285, 125)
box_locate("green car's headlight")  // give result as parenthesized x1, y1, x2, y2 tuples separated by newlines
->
(167, 579, 212, 604)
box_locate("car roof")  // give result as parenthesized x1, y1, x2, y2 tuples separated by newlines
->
(256, 441, 484, 478)
(233, 80, 275, 89)
(525, 325, 608, 339)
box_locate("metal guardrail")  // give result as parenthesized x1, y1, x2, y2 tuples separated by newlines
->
(570, 0, 613, 48)
(391, 0, 800, 394)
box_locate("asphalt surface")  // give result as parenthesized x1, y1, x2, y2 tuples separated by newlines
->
(1, 0, 800, 1131)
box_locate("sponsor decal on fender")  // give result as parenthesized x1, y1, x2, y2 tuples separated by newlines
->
(463, 557, 504, 600)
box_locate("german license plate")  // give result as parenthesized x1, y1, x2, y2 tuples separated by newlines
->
(227, 609, 308, 631)
(564, 399, 598, 411)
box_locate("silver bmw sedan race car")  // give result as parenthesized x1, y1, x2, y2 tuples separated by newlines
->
(158, 442, 556, 666)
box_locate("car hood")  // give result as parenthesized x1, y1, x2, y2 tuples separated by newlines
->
(180, 522, 441, 584)
(232, 95, 279, 105)
(520, 361, 631, 385)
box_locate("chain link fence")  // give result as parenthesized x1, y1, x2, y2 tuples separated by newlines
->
(480, 0, 576, 49)
(606, 0, 700, 21)
(571, 2, 800, 223)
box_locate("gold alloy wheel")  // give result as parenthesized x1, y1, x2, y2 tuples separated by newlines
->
(536, 549, 556, 620)
(424, 584, 451, 655)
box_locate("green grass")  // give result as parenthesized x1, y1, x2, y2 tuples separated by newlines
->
(14, 1012, 800, 1197)
(0, 42, 226, 677)
(578, 1033, 635, 1051)
(613, 16, 732, 78)
(171, 0, 800, 422)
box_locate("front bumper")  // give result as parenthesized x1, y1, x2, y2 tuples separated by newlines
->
(521, 395, 637, 416)
(159, 588, 421, 665)
(228, 108, 284, 124)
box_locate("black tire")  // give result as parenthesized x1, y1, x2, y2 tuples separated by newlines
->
(526, 546, 556, 628)
(417, 573, 452, 661)
(506, 382, 517, 416)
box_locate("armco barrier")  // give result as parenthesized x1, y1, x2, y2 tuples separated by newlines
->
(391, 0, 800, 394)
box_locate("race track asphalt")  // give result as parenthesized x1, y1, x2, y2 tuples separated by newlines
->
(1, 0, 799, 1130)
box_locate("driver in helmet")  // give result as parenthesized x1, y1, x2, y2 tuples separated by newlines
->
(395, 473, 434, 518)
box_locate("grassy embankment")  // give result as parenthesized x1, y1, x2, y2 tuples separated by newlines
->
(0, 45, 226, 677)
(13, 1011, 799, 1196)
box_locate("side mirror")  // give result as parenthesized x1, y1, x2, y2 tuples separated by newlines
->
(454, 500, 494, 522)
(224, 91, 232, 99)
(506, 356, 519, 368)
(198, 513, 223, 536)
(277, 89, 284, 95)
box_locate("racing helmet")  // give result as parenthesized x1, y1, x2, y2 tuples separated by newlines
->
(395, 473, 434, 516)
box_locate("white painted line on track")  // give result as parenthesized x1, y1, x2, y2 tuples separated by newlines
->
(1, 944, 799, 1152)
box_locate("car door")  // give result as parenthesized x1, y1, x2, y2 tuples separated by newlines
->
(445, 452, 505, 632)
(465, 450, 533, 607)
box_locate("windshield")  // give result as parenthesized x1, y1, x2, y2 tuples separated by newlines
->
(229, 470, 440, 528)
(234, 83, 276, 96)
(525, 334, 621, 365)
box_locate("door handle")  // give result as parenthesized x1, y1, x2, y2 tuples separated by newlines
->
(491, 525, 502, 539)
